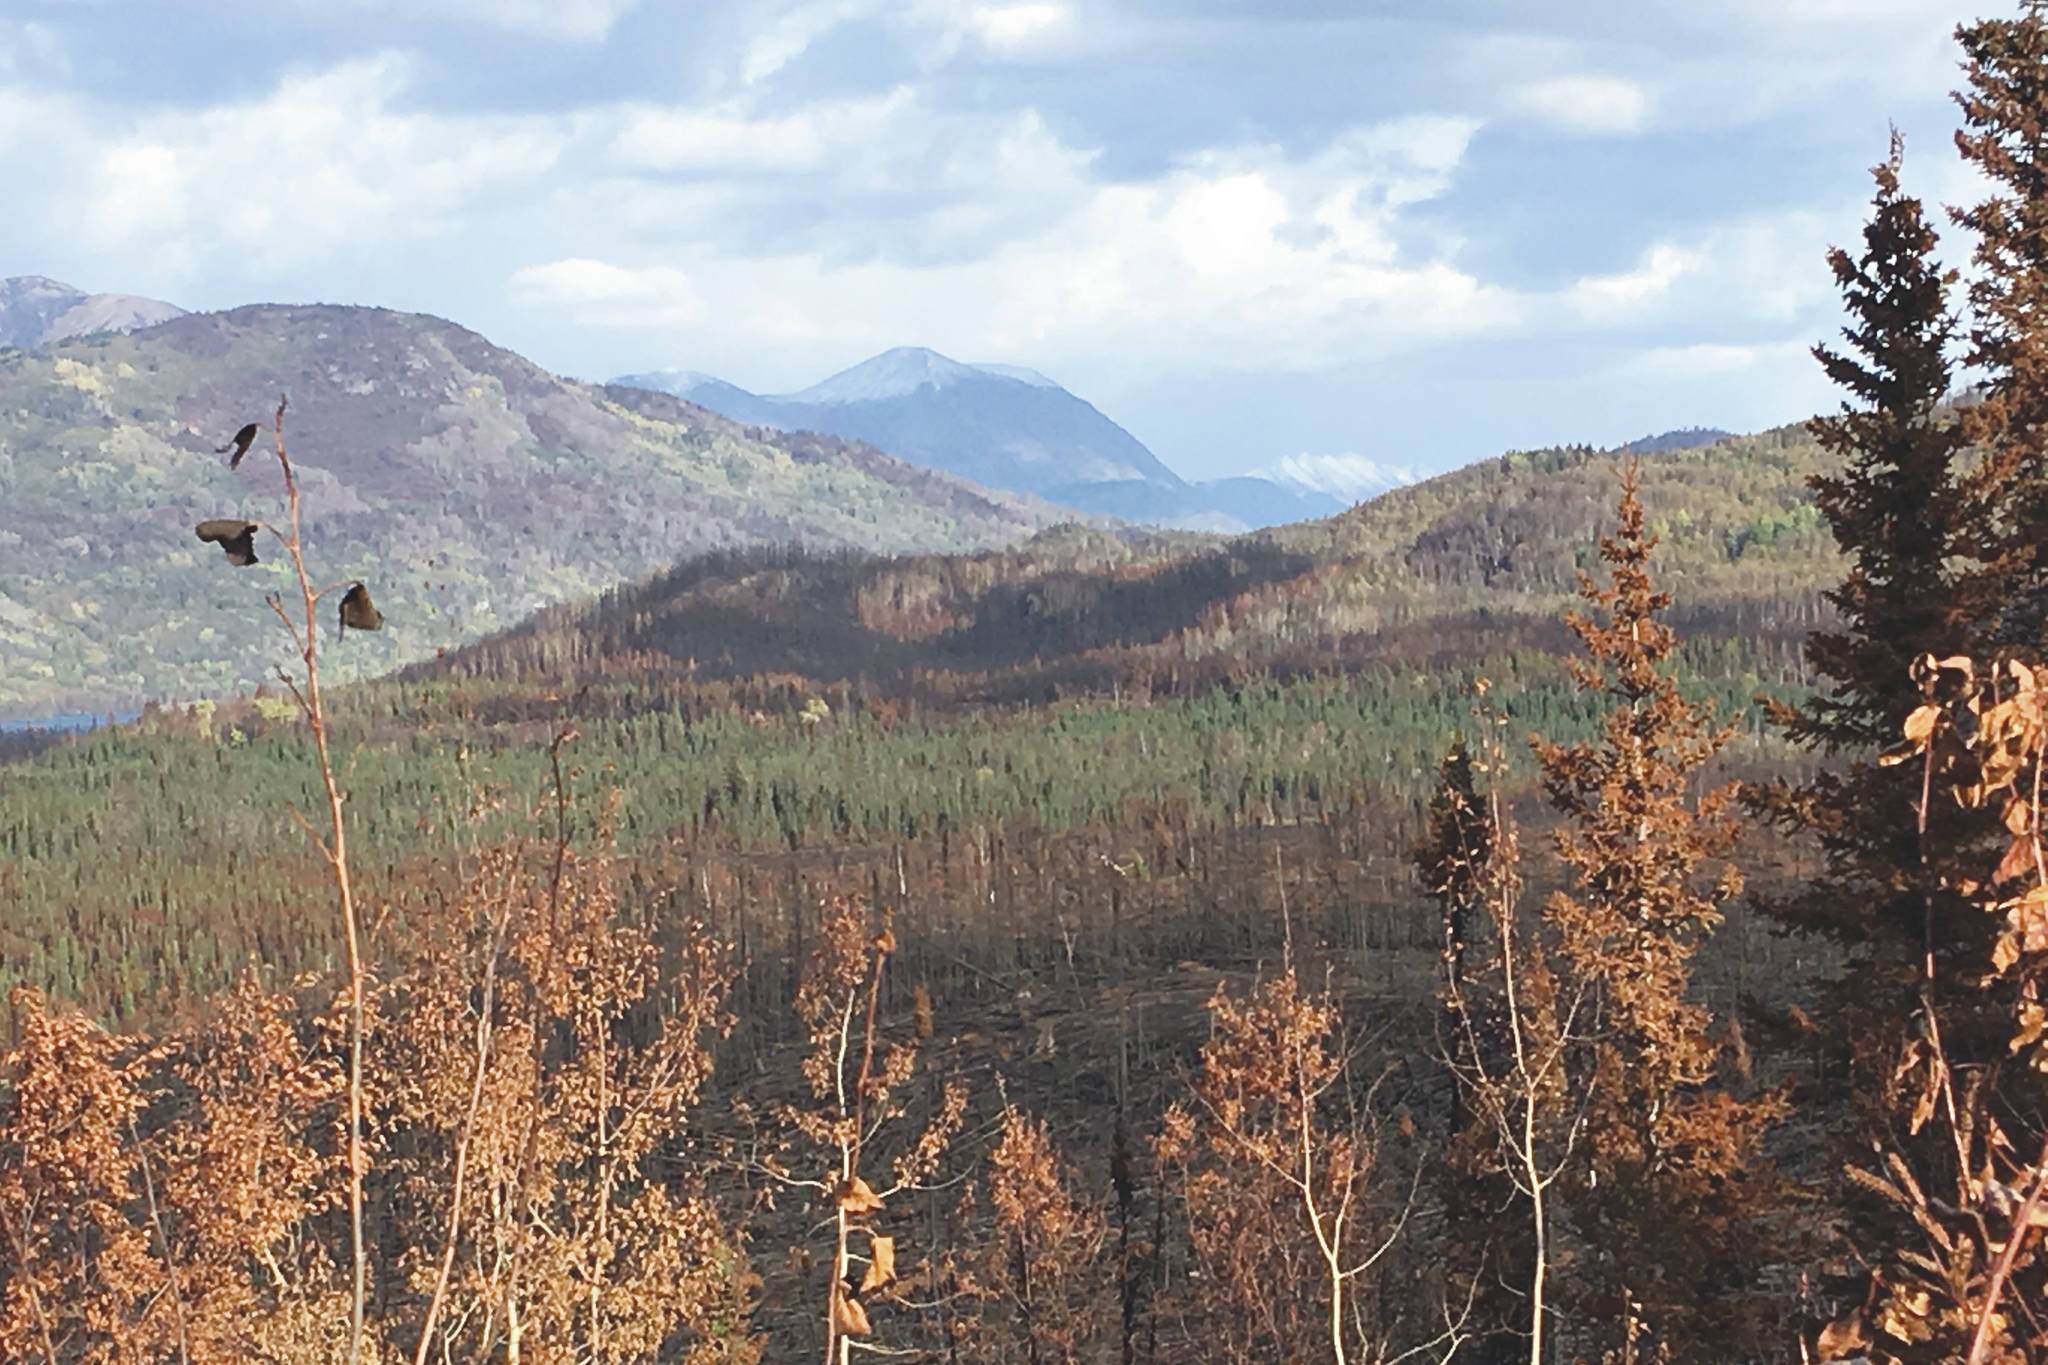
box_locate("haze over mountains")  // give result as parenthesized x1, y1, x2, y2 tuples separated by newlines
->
(615, 347, 1379, 531)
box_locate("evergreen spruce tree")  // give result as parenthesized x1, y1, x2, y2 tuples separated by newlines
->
(1753, 135, 2002, 985)
(1759, 122, 2031, 1360)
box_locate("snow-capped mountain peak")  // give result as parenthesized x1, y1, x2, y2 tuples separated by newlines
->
(781, 346, 986, 404)
(971, 362, 1059, 388)
(1258, 452, 1418, 504)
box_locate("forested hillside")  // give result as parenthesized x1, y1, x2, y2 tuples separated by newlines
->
(0, 305, 1054, 719)
(423, 419, 1835, 708)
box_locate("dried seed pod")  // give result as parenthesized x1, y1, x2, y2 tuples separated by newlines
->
(338, 582, 384, 636)
(195, 518, 261, 566)
(216, 422, 260, 469)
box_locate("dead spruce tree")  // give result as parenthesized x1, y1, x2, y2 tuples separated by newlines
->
(1531, 461, 1786, 1362)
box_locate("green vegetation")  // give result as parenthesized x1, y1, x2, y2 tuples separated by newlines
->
(0, 307, 1054, 719)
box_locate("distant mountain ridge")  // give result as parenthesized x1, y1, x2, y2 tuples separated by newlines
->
(0, 275, 185, 349)
(0, 306, 1057, 719)
(1614, 426, 1735, 455)
(615, 347, 1346, 531)
(417, 417, 1845, 714)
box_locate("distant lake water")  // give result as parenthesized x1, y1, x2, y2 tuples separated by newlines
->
(0, 711, 140, 734)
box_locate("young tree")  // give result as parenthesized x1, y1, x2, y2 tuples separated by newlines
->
(1155, 964, 1431, 1365)
(191, 398, 389, 1363)
(752, 897, 968, 1365)
(1418, 716, 1582, 1365)
(378, 835, 753, 1365)
(974, 1100, 1112, 1364)
(0, 989, 158, 1365)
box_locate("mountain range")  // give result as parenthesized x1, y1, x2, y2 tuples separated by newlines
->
(614, 348, 1382, 531)
(0, 296, 1059, 719)
(0, 275, 185, 350)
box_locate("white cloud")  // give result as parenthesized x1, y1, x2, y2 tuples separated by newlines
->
(1509, 73, 1652, 134)
(969, 2, 1070, 51)
(1568, 243, 1699, 318)
(738, 0, 890, 84)
(610, 88, 915, 172)
(512, 114, 1514, 378)
(510, 258, 702, 326)
(62, 57, 568, 272)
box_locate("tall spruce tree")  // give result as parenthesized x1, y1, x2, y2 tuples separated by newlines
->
(1533, 461, 1785, 1363)
(1760, 125, 2027, 1362)
(1955, 6, 2048, 645)
(1798, 133, 1975, 750)
(1754, 136, 1999, 968)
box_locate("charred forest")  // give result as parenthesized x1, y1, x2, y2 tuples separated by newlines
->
(18, 13, 2048, 1365)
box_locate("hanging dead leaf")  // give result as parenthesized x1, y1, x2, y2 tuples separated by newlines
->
(859, 1234, 897, 1293)
(216, 422, 259, 469)
(1913, 653, 1975, 700)
(1816, 1309, 1870, 1361)
(338, 582, 384, 636)
(832, 1283, 872, 1336)
(1994, 836, 2037, 887)
(1903, 704, 1941, 746)
(195, 519, 261, 567)
(835, 1176, 885, 1214)
(2005, 798, 2037, 837)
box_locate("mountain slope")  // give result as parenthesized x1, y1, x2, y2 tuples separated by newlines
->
(417, 421, 1840, 709)
(0, 306, 1058, 718)
(0, 275, 185, 349)
(615, 348, 1344, 530)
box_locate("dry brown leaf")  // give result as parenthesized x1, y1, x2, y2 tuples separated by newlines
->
(1904, 704, 1941, 745)
(1994, 836, 2037, 886)
(832, 1283, 872, 1336)
(860, 1234, 897, 1293)
(1816, 1310, 1870, 1361)
(2007, 799, 2037, 836)
(836, 1176, 886, 1214)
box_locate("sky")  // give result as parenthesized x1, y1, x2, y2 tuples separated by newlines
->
(0, 0, 2002, 483)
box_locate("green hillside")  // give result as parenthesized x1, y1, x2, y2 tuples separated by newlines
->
(0, 305, 1056, 719)
(0, 419, 1839, 1023)
(422, 421, 1839, 709)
